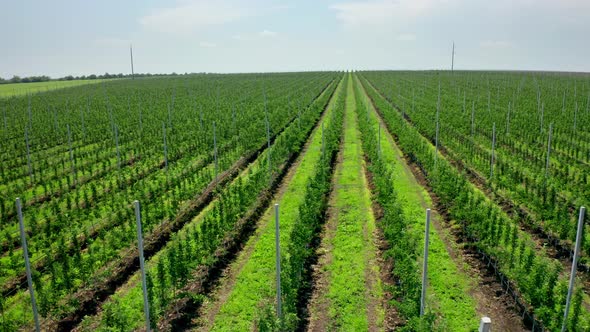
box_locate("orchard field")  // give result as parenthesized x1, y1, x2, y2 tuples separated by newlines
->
(0, 71, 588, 331)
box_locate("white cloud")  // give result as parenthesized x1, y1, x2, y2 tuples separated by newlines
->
(139, 1, 249, 33)
(330, 0, 447, 26)
(199, 41, 217, 48)
(397, 33, 416, 41)
(480, 40, 511, 49)
(259, 30, 278, 37)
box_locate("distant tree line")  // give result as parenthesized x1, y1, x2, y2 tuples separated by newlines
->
(0, 72, 191, 84)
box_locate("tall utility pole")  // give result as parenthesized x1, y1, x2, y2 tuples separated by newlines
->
(451, 41, 455, 72)
(130, 44, 135, 79)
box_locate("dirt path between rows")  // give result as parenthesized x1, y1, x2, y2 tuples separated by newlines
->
(305, 111, 345, 332)
(308, 75, 385, 331)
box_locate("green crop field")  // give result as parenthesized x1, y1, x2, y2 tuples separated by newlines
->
(1, 71, 588, 332)
(0, 79, 112, 98)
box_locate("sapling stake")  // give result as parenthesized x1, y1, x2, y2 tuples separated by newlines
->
(264, 89, 271, 184)
(321, 121, 325, 159)
(435, 83, 441, 162)
(487, 90, 491, 115)
(562, 207, 586, 332)
(490, 123, 496, 179)
(162, 123, 168, 171)
(16, 198, 40, 332)
(420, 209, 431, 317)
(545, 123, 553, 178)
(562, 90, 566, 114)
(213, 121, 218, 182)
(573, 102, 578, 132)
(115, 125, 121, 170)
(80, 107, 86, 141)
(539, 103, 545, 134)
(167, 103, 172, 130)
(274, 203, 282, 320)
(134, 201, 151, 331)
(25, 127, 33, 184)
(471, 100, 475, 137)
(506, 101, 511, 136)
(2, 105, 7, 130)
(67, 124, 76, 185)
(27, 94, 32, 131)
(462, 91, 466, 114)
(378, 124, 381, 159)
(199, 104, 204, 130)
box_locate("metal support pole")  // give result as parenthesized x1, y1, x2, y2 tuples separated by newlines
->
(545, 123, 553, 177)
(378, 124, 382, 159)
(134, 201, 151, 331)
(115, 125, 121, 170)
(162, 123, 168, 171)
(213, 121, 218, 182)
(573, 102, 578, 132)
(274, 203, 282, 319)
(199, 105, 204, 130)
(53, 106, 58, 133)
(67, 124, 76, 185)
(435, 118, 439, 163)
(16, 198, 41, 332)
(562, 90, 566, 114)
(130, 44, 135, 80)
(411, 88, 415, 113)
(540, 103, 544, 134)
(462, 91, 466, 114)
(471, 101, 475, 137)
(562, 206, 586, 332)
(487, 90, 491, 115)
(321, 121, 325, 158)
(490, 123, 496, 179)
(27, 94, 33, 130)
(537, 90, 541, 115)
(81, 107, 86, 141)
(420, 208, 431, 316)
(167, 103, 172, 129)
(139, 108, 143, 133)
(506, 101, 511, 136)
(3, 105, 7, 130)
(479, 317, 491, 332)
(25, 127, 33, 184)
(265, 114, 271, 185)
(435, 84, 440, 162)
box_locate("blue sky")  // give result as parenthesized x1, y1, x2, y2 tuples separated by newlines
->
(2, 0, 589, 78)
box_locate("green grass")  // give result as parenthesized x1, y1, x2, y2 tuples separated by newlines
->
(0, 79, 112, 97)
(209, 77, 345, 331)
(325, 75, 383, 331)
(356, 75, 480, 331)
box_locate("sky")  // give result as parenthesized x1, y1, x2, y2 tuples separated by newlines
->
(2, 0, 590, 78)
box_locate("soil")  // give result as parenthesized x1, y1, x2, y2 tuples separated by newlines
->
(305, 110, 345, 332)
